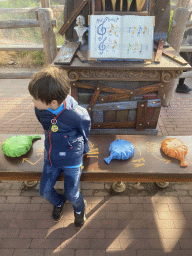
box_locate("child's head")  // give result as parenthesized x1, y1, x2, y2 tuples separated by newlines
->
(28, 65, 71, 110)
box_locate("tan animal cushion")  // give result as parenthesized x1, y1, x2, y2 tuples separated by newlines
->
(161, 138, 188, 167)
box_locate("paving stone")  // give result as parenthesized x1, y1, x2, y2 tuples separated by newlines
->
(75, 250, 105, 256)
(12, 249, 45, 256)
(44, 249, 75, 256)
(0, 238, 32, 249)
(0, 249, 14, 256)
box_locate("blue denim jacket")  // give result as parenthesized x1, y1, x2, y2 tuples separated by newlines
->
(34, 95, 91, 167)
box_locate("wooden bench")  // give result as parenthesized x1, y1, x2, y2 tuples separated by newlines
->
(0, 134, 192, 191)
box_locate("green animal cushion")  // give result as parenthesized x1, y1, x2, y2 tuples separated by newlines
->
(2, 134, 41, 157)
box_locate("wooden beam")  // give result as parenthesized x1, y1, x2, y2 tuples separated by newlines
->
(0, 45, 61, 51)
(41, 0, 50, 8)
(94, 10, 148, 15)
(136, 0, 146, 12)
(0, 6, 64, 14)
(0, 19, 56, 29)
(58, 0, 90, 36)
(38, 8, 57, 65)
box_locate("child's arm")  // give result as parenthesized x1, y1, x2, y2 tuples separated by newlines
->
(75, 106, 91, 154)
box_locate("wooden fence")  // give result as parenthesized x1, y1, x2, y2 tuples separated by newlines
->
(1, 0, 192, 79)
(0, 0, 64, 66)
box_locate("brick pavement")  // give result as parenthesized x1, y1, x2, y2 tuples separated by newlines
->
(0, 76, 192, 255)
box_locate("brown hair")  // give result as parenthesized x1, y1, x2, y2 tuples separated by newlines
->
(28, 65, 71, 105)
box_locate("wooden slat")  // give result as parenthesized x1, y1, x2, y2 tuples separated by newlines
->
(0, 6, 64, 14)
(58, 0, 89, 36)
(95, 0, 102, 11)
(136, 100, 148, 130)
(54, 41, 80, 65)
(0, 44, 61, 51)
(149, 0, 155, 15)
(87, 85, 102, 115)
(73, 82, 162, 95)
(81, 99, 161, 111)
(92, 121, 136, 129)
(120, 0, 123, 11)
(94, 10, 148, 14)
(71, 86, 79, 102)
(127, 0, 133, 11)
(154, 39, 164, 64)
(162, 47, 189, 65)
(102, 0, 106, 11)
(111, 0, 117, 10)
(97, 83, 162, 103)
(136, 0, 146, 11)
(154, 0, 169, 31)
(76, 50, 88, 63)
(143, 93, 157, 120)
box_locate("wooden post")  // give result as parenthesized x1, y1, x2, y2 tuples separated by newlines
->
(159, 80, 176, 107)
(168, 7, 190, 54)
(176, 0, 188, 8)
(41, 0, 50, 8)
(37, 8, 57, 65)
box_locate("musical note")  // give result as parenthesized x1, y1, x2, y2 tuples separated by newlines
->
(134, 42, 138, 51)
(109, 24, 114, 33)
(99, 37, 107, 55)
(143, 26, 147, 34)
(137, 26, 142, 36)
(114, 25, 117, 35)
(132, 26, 136, 34)
(97, 20, 107, 41)
(112, 40, 117, 49)
(127, 43, 131, 52)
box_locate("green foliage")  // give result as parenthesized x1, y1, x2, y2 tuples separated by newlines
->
(167, 10, 174, 41)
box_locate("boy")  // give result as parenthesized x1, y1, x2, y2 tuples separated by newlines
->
(28, 65, 91, 229)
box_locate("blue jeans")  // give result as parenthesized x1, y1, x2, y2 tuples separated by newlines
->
(39, 160, 84, 213)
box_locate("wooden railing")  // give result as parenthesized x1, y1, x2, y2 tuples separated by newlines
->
(0, 0, 64, 64)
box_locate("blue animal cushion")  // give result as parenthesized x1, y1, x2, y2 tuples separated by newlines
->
(104, 139, 135, 164)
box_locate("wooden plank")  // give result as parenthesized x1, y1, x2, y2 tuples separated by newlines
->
(103, 110, 116, 123)
(149, 0, 155, 15)
(58, 0, 90, 36)
(102, 0, 106, 10)
(71, 86, 79, 102)
(54, 41, 80, 65)
(116, 110, 129, 122)
(41, 0, 50, 8)
(143, 93, 158, 120)
(2, 135, 192, 182)
(92, 121, 136, 129)
(0, 19, 41, 29)
(0, 6, 64, 14)
(97, 83, 162, 103)
(154, 0, 169, 30)
(136, 0, 146, 12)
(162, 47, 189, 65)
(76, 50, 88, 63)
(81, 99, 161, 111)
(90, 128, 158, 135)
(154, 39, 164, 64)
(87, 86, 102, 115)
(111, 0, 117, 10)
(136, 100, 148, 130)
(92, 110, 104, 123)
(0, 45, 61, 51)
(73, 82, 162, 95)
(127, 0, 133, 11)
(94, 0, 102, 12)
(94, 10, 148, 15)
